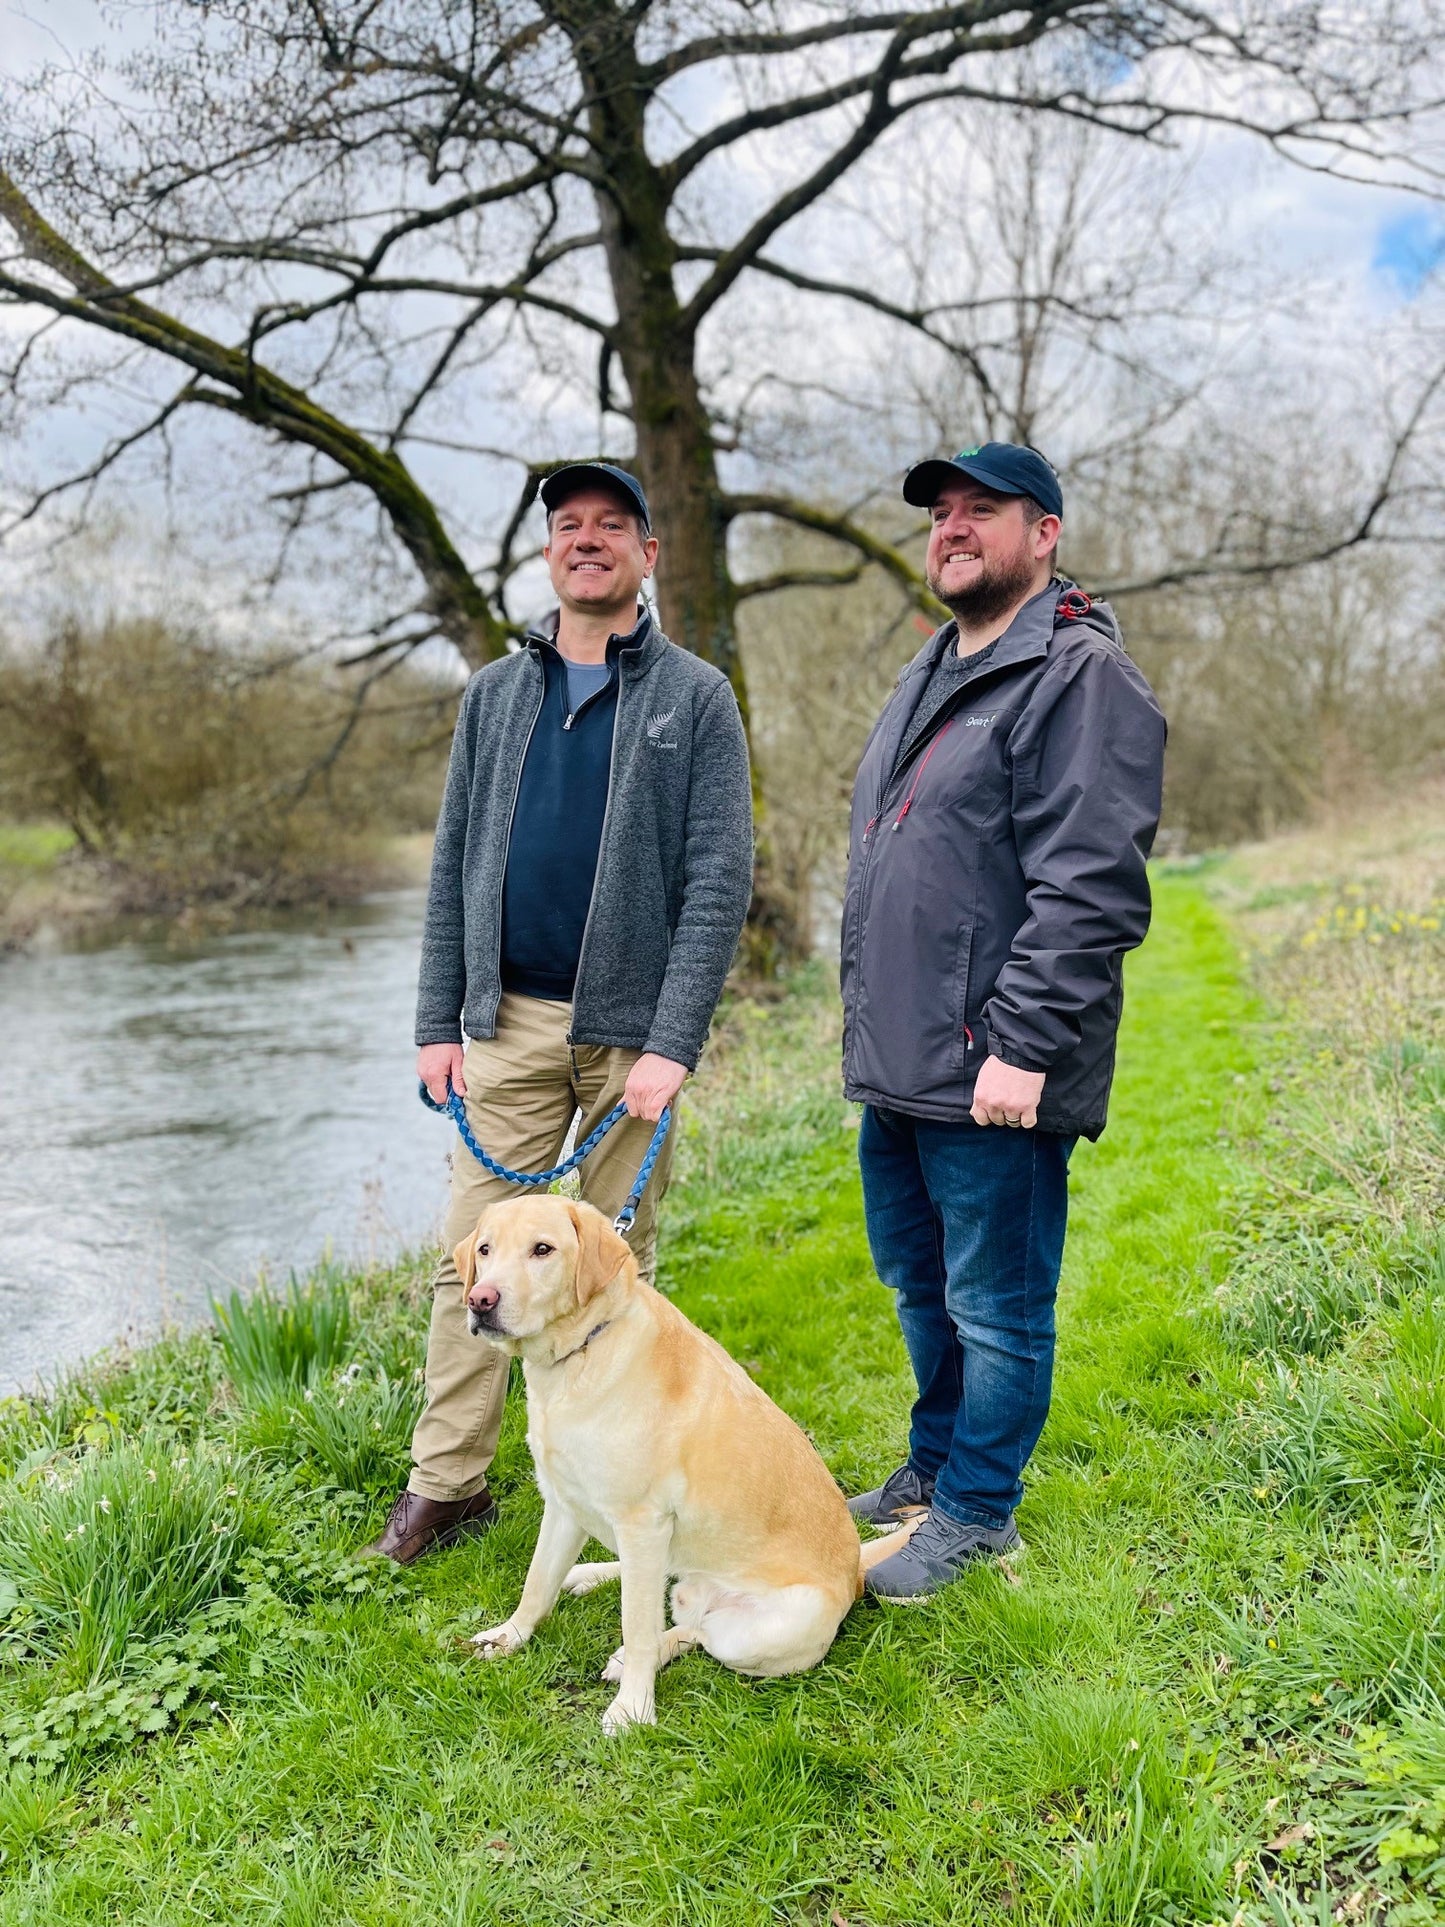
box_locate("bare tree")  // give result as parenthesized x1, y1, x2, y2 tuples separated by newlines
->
(1, 1, 1440, 947)
(736, 89, 1445, 924)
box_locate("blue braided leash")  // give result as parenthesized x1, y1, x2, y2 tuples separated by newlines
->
(419, 1080, 671, 1233)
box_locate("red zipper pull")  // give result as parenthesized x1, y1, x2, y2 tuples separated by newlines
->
(892, 719, 954, 831)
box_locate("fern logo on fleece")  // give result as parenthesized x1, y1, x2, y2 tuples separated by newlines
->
(646, 707, 678, 749)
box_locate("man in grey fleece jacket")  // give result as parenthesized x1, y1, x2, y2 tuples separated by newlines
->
(364, 461, 753, 1565)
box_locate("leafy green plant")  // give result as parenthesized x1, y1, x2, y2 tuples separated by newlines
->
(212, 1268, 355, 1399)
(0, 1627, 224, 1770)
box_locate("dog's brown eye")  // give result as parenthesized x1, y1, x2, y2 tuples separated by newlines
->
(532, 1242, 554, 1258)
(478, 1243, 490, 1256)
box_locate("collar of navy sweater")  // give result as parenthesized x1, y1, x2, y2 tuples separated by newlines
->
(524, 604, 654, 662)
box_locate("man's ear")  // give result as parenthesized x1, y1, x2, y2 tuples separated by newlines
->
(453, 1220, 484, 1301)
(565, 1202, 632, 1307)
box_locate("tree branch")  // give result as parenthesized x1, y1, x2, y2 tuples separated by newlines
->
(674, 9, 1089, 330)
(735, 562, 868, 601)
(1099, 362, 1445, 599)
(643, 2, 1036, 85)
(724, 492, 946, 618)
(660, 4, 1069, 188)
(0, 170, 507, 666)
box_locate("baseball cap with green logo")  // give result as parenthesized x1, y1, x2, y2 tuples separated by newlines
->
(902, 442, 1063, 519)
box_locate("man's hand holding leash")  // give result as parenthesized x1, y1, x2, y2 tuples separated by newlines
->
(623, 1053, 688, 1122)
(418, 1042, 467, 1106)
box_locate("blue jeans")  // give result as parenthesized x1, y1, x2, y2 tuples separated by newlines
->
(858, 1106, 1076, 1529)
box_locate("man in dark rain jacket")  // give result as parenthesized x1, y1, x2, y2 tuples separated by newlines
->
(841, 442, 1166, 1600)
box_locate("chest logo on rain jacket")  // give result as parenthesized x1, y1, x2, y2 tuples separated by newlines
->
(965, 712, 996, 728)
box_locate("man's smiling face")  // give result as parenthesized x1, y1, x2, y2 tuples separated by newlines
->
(544, 488, 658, 618)
(924, 481, 1037, 609)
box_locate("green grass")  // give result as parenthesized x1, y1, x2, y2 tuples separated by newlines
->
(0, 868, 1441, 1923)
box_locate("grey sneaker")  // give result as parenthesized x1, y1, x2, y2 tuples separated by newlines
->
(847, 1463, 936, 1530)
(863, 1507, 1024, 1601)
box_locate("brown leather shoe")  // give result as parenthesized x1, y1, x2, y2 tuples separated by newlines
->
(360, 1487, 499, 1565)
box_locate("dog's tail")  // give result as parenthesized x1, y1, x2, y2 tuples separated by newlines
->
(855, 1513, 926, 1595)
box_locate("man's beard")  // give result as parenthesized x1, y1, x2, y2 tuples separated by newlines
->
(927, 544, 1038, 625)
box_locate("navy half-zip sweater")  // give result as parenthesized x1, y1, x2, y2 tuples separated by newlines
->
(498, 624, 628, 1000)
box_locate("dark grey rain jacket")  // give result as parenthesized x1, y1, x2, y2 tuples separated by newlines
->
(840, 579, 1166, 1139)
(415, 615, 753, 1071)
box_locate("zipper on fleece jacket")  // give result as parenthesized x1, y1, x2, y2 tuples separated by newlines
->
(488, 664, 547, 1013)
(567, 657, 626, 1044)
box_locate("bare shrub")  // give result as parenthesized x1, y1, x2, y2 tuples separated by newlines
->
(0, 614, 450, 906)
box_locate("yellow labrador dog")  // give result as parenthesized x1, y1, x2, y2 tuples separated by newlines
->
(455, 1194, 905, 1734)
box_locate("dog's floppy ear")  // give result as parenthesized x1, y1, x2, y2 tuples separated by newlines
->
(565, 1201, 632, 1307)
(453, 1218, 485, 1300)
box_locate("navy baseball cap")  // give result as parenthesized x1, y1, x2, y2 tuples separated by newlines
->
(539, 460, 651, 531)
(902, 442, 1063, 520)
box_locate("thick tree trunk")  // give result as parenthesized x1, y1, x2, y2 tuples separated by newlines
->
(609, 288, 804, 969)
(567, 16, 805, 968)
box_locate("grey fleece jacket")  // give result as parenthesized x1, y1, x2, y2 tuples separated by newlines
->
(415, 614, 754, 1070)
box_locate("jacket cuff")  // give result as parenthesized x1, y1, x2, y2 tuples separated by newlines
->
(641, 1029, 702, 1074)
(415, 1021, 464, 1048)
(989, 1038, 1052, 1074)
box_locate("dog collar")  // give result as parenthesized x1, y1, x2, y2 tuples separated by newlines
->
(551, 1318, 613, 1367)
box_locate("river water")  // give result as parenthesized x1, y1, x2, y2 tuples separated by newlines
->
(0, 890, 453, 1397)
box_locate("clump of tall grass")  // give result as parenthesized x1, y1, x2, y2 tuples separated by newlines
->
(1218, 1222, 1399, 1359)
(1235, 1293, 1445, 1523)
(0, 1441, 268, 1679)
(212, 1267, 354, 1400)
(237, 1370, 422, 1493)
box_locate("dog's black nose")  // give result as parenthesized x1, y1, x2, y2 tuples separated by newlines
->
(467, 1283, 500, 1315)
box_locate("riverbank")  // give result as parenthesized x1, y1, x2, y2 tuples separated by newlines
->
(0, 828, 435, 952)
(1, 816, 1442, 1923)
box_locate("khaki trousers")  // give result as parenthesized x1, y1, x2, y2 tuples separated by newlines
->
(408, 992, 677, 1502)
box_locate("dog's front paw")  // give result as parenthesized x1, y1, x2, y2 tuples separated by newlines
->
(470, 1619, 524, 1659)
(601, 1690, 655, 1736)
